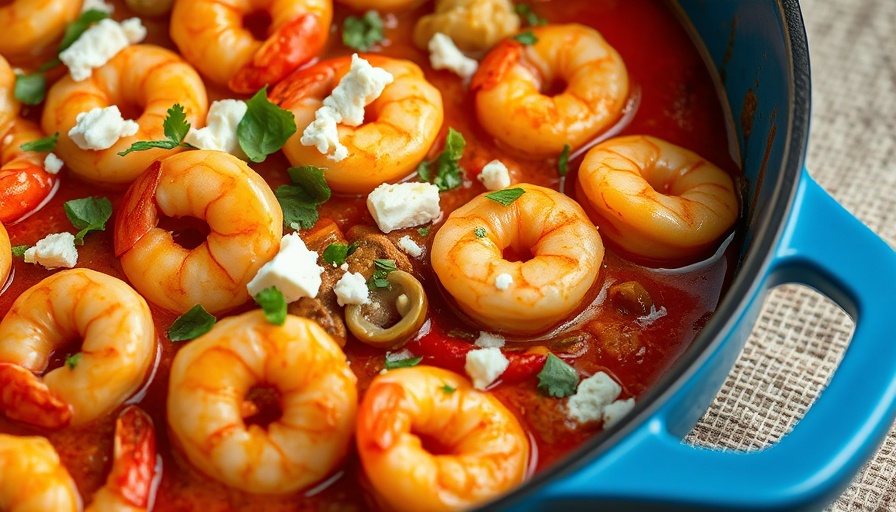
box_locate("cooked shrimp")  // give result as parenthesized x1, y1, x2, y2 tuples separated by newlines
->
(336, 0, 424, 11)
(0, 55, 18, 131)
(0, 268, 156, 428)
(0, 222, 9, 285)
(357, 365, 529, 512)
(41, 44, 209, 187)
(167, 310, 357, 494)
(472, 23, 629, 157)
(576, 135, 739, 262)
(0, 434, 82, 511)
(114, 150, 282, 315)
(413, 0, 520, 53)
(0, 118, 58, 223)
(431, 183, 603, 335)
(170, 0, 332, 94)
(270, 54, 444, 195)
(0, 0, 81, 66)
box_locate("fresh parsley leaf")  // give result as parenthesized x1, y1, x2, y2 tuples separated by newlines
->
(513, 30, 539, 45)
(63, 196, 112, 243)
(417, 226, 431, 237)
(323, 242, 358, 266)
(536, 354, 579, 398)
(14, 73, 46, 106)
(440, 384, 457, 394)
(367, 258, 397, 291)
(238, 86, 297, 163)
(485, 187, 526, 206)
(20, 133, 58, 152)
(168, 305, 216, 342)
(417, 128, 466, 192)
(374, 258, 397, 272)
(65, 353, 82, 370)
(59, 9, 109, 52)
(118, 104, 191, 156)
(514, 3, 547, 27)
(384, 355, 423, 370)
(11, 245, 29, 257)
(474, 226, 487, 238)
(275, 165, 331, 230)
(254, 287, 287, 325)
(343, 10, 385, 51)
(558, 143, 571, 177)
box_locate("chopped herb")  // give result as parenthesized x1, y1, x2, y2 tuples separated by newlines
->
(474, 226, 487, 238)
(63, 196, 112, 244)
(440, 384, 457, 394)
(168, 304, 216, 342)
(117, 104, 191, 156)
(485, 187, 526, 206)
(417, 226, 431, 237)
(14, 73, 46, 106)
(275, 165, 331, 230)
(514, 3, 547, 27)
(558, 143, 571, 177)
(367, 258, 397, 290)
(417, 128, 466, 192)
(11, 245, 29, 258)
(513, 30, 539, 45)
(59, 9, 109, 52)
(343, 10, 385, 52)
(254, 287, 287, 325)
(65, 353, 82, 370)
(20, 133, 59, 153)
(384, 355, 423, 370)
(322, 242, 358, 266)
(238, 86, 297, 163)
(536, 353, 579, 398)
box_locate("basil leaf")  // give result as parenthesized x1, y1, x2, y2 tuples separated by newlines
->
(417, 128, 466, 192)
(168, 305, 216, 342)
(275, 165, 331, 230)
(558, 143, 571, 177)
(254, 287, 287, 325)
(59, 9, 109, 52)
(14, 73, 46, 106)
(65, 353, 82, 370)
(323, 242, 357, 266)
(237, 86, 297, 163)
(417, 226, 431, 237)
(536, 354, 579, 398)
(286, 165, 331, 204)
(367, 258, 397, 290)
(63, 196, 112, 243)
(384, 356, 423, 370)
(343, 10, 385, 52)
(11, 245, 29, 258)
(485, 187, 526, 206)
(513, 30, 539, 45)
(20, 133, 58, 152)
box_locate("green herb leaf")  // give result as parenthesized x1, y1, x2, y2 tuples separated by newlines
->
(20, 133, 58, 152)
(118, 104, 190, 156)
(322, 242, 358, 266)
(254, 287, 287, 325)
(11, 245, 29, 257)
(343, 10, 385, 51)
(513, 30, 539, 45)
(65, 353, 82, 370)
(59, 9, 109, 52)
(417, 128, 466, 192)
(286, 165, 331, 204)
(63, 196, 112, 243)
(558, 143, 571, 177)
(275, 165, 331, 230)
(238, 86, 297, 163)
(384, 355, 423, 370)
(168, 304, 216, 342)
(14, 73, 46, 106)
(537, 353, 579, 398)
(474, 226, 487, 238)
(485, 187, 526, 206)
(440, 384, 457, 394)
(514, 3, 547, 27)
(417, 226, 431, 237)
(367, 258, 397, 291)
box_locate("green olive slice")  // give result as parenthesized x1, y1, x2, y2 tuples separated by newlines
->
(345, 270, 428, 350)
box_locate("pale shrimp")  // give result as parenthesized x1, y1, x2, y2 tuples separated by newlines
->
(0, 268, 156, 429)
(270, 54, 444, 195)
(0, 0, 81, 66)
(472, 23, 629, 157)
(113, 150, 282, 315)
(576, 135, 739, 262)
(431, 183, 604, 335)
(0, 118, 58, 223)
(170, 0, 333, 94)
(167, 310, 357, 494)
(0, 434, 81, 511)
(0, 222, 9, 285)
(413, 0, 520, 53)
(41, 44, 209, 187)
(356, 365, 530, 512)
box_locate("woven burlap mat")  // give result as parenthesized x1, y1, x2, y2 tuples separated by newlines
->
(684, 0, 896, 510)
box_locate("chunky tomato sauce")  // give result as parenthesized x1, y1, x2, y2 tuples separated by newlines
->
(0, 0, 739, 510)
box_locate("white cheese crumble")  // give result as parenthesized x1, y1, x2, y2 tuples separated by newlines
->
(474, 331, 505, 348)
(367, 182, 441, 233)
(246, 233, 324, 303)
(478, 159, 511, 191)
(428, 32, 479, 80)
(601, 398, 636, 428)
(43, 153, 64, 174)
(68, 106, 139, 150)
(60, 18, 146, 82)
(183, 99, 248, 159)
(386, 349, 415, 362)
(81, 0, 114, 13)
(495, 273, 513, 290)
(464, 347, 509, 390)
(397, 235, 423, 258)
(636, 304, 668, 327)
(300, 54, 394, 161)
(566, 372, 622, 424)
(23, 232, 78, 269)
(334, 271, 370, 306)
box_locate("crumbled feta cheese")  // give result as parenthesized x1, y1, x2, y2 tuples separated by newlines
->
(474, 331, 505, 348)
(246, 233, 324, 303)
(68, 106, 139, 150)
(636, 305, 668, 327)
(60, 18, 146, 81)
(367, 182, 441, 233)
(386, 349, 415, 362)
(23, 232, 78, 269)
(340, 262, 349, 271)
(495, 273, 513, 290)
(43, 153, 64, 174)
(428, 32, 478, 80)
(334, 271, 370, 306)
(601, 398, 636, 428)
(566, 372, 622, 424)
(183, 99, 248, 159)
(300, 54, 394, 161)
(81, 0, 114, 13)
(478, 159, 511, 191)
(464, 347, 509, 390)
(397, 235, 423, 258)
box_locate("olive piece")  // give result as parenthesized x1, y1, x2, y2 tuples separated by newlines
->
(345, 270, 428, 350)
(125, 0, 174, 17)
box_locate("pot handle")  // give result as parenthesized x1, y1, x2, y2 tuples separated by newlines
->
(530, 171, 896, 511)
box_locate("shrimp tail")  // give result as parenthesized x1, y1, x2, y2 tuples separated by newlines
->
(113, 160, 162, 257)
(229, 13, 327, 94)
(107, 405, 158, 509)
(357, 381, 404, 452)
(268, 60, 338, 110)
(470, 39, 522, 92)
(0, 362, 72, 429)
(0, 161, 56, 223)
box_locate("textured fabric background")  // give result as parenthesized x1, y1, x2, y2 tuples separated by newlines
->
(684, 0, 896, 510)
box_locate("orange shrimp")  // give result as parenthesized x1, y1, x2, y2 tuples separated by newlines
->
(0, 0, 81, 66)
(0, 118, 58, 223)
(0, 222, 10, 286)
